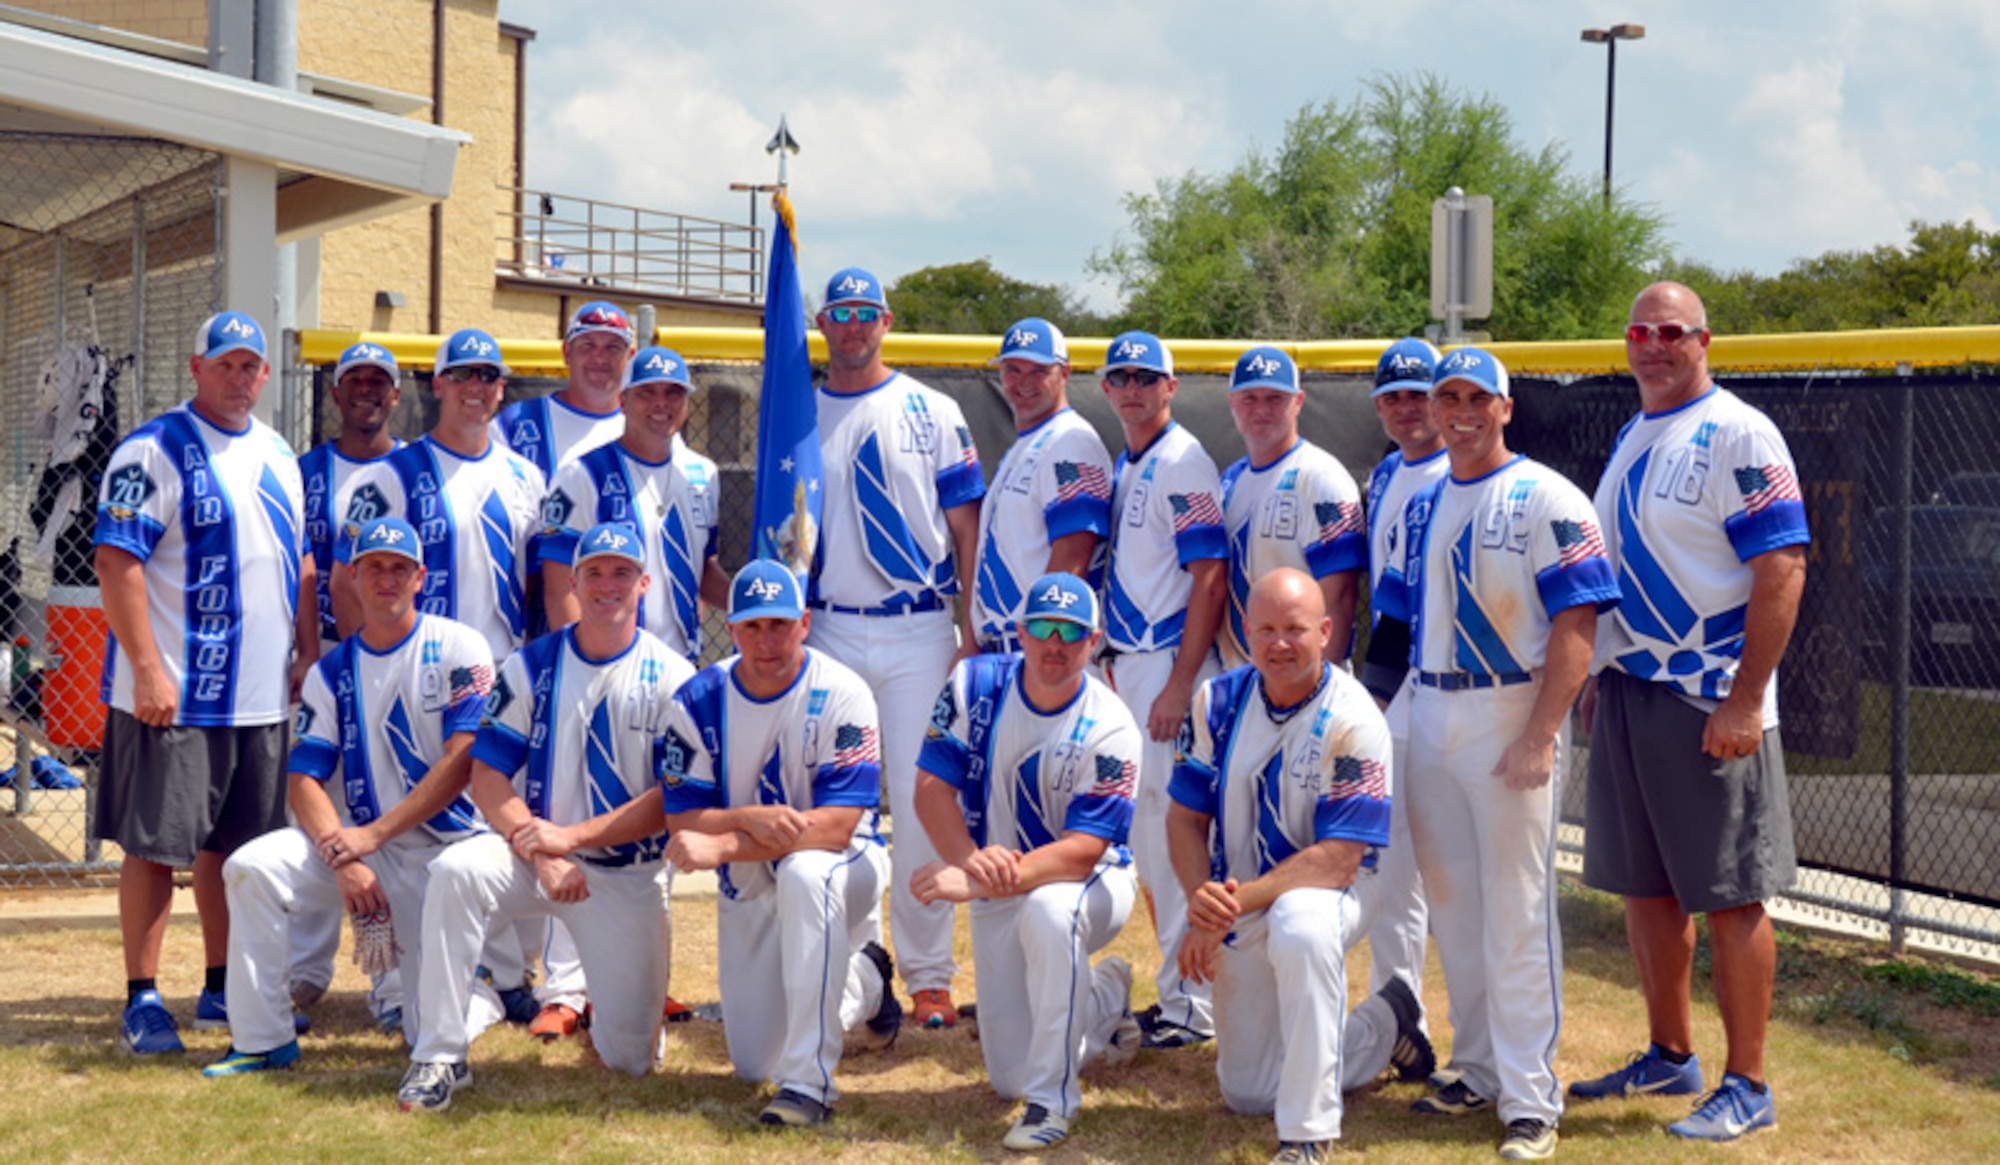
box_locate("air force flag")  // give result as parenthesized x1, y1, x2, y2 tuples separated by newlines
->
(753, 191, 822, 578)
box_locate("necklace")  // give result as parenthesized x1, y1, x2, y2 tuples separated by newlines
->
(1259, 665, 1328, 726)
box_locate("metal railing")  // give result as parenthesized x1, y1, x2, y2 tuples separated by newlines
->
(495, 186, 763, 304)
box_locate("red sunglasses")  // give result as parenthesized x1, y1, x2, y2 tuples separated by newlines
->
(1625, 322, 1707, 344)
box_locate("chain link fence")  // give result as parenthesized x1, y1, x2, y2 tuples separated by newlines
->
(0, 134, 220, 887)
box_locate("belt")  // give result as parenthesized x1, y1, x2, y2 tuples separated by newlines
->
(979, 630, 1022, 655)
(809, 592, 947, 617)
(1414, 670, 1533, 691)
(579, 852, 661, 870)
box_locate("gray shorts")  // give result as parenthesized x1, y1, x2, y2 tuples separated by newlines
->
(1581, 669, 1797, 913)
(92, 709, 289, 867)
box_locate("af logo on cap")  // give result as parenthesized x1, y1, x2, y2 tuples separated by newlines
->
(1245, 353, 1283, 378)
(1037, 581, 1079, 608)
(1110, 338, 1147, 361)
(835, 274, 871, 298)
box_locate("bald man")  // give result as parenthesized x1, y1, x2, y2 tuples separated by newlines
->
(1167, 569, 1432, 1165)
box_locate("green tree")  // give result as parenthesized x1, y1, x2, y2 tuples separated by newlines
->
(1092, 73, 1667, 341)
(886, 259, 1106, 335)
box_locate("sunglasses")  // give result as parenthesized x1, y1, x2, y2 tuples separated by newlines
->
(1023, 617, 1090, 644)
(441, 365, 502, 383)
(1624, 322, 1707, 344)
(572, 307, 630, 330)
(1103, 368, 1165, 389)
(824, 305, 882, 325)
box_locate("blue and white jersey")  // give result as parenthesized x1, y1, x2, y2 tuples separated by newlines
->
(919, 655, 1142, 865)
(1103, 423, 1228, 653)
(1382, 455, 1620, 678)
(1593, 386, 1810, 726)
(472, 626, 695, 866)
(656, 649, 883, 900)
(541, 440, 720, 660)
(289, 613, 492, 843)
(95, 404, 304, 727)
(337, 436, 547, 661)
(1220, 439, 1367, 660)
(1170, 663, 1393, 882)
(1364, 446, 1449, 629)
(973, 409, 1113, 642)
(491, 394, 624, 479)
(300, 440, 401, 645)
(813, 373, 986, 610)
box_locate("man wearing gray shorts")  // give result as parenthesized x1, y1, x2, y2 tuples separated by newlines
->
(1572, 282, 1809, 1142)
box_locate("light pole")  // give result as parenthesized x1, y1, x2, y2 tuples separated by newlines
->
(1581, 23, 1645, 209)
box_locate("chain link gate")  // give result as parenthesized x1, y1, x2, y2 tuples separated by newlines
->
(0, 134, 221, 888)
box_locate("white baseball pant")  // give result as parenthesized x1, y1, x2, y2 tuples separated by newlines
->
(969, 861, 1136, 1118)
(1406, 681, 1564, 1126)
(806, 607, 959, 994)
(413, 833, 671, 1076)
(1354, 681, 1430, 1023)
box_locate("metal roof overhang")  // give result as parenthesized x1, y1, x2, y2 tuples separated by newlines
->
(0, 20, 467, 243)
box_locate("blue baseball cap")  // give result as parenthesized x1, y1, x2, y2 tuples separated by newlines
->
(1230, 345, 1300, 394)
(351, 517, 422, 564)
(435, 328, 510, 377)
(991, 317, 1069, 366)
(194, 311, 266, 360)
(1020, 572, 1099, 629)
(1432, 346, 1511, 399)
(824, 267, 887, 309)
(1101, 331, 1173, 376)
(333, 341, 400, 384)
(626, 346, 694, 390)
(566, 300, 635, 345)
(573, 522, 646, 570)
(728, 559, 807, 623)
(1373, 338, 1441, 397)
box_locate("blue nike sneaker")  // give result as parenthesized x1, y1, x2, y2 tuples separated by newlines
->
(1569, 1044, 1704, 1098)
(122, 989, 184, 1055)
(203, 1040, 302, 1077)
(1669, 1073, 1777, 1141)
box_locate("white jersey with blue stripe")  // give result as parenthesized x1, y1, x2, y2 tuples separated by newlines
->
(300, 440, 402, 644)
(1104, 422, 1229, 653)
(94, 404, 305, 727)
(472, 626, 695, 866)
(1170, 663, 1393, 882)
(541, 440, 720, 660)
(973, 409, 1113, 641)
(1593, 386, 1810, 725)
(337, 436, 547, 661)
(1364, 446, 1449, 628)
(491, 394, 624, 479)
(1387, 455, 1620, 678)
(1220, 439, 1367, 660)
(656, 649, 883, 900)
(918, 654, 1142, 864)
(812, 373, 986, 610)
(289, 613, 494, 843)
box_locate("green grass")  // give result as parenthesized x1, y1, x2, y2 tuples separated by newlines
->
(1788, 680, 2000, 776)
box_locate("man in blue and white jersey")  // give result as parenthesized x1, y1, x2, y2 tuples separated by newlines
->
(1218, 345, 1366, 668)
(912, 572, 1145, 1152)
(491, 300, 635, 478)
(971, 320, 1112, 653)
(541, 345, 728, 661)
(1095, 331, 1228, 1050)
(1570, 283, 1808, 1143)
(1379, 348, 1619, 1162)
(809, 266, 986, 1028)
(656, 560, 901, 1129)
(94, 311, 315, 1055)
(203, 517, 493, 1076)
(1167, 569, 1431, 1165)
(335, 329, 546, 663)
(400, 523, 695, 1112)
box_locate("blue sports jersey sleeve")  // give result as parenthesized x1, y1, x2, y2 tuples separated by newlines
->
(1168, 684, 1222, 816)
(655, 691, 721, 815)
(1531, 488, 1623, 617)
(95, 435, 175, 562)
(1062, 736, 1140, 845)
(287, 663, 340, 781)
(1719, 422, 1812, 562)
(812, 684, 882, 809)
(441, 630, 496, 737)
(470, 655, 532, 776)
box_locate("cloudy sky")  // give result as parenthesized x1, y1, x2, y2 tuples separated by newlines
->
(498, 0, 2000, 314)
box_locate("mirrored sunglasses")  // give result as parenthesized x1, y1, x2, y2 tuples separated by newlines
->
(1624, 322, 1707, 344)
(825, 305, 882, 325)
(1023, 617, 1089, 644)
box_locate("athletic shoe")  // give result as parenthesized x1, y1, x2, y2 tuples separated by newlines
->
(1379, 978, 1436, 1083)
(1141, 1019, 1212, 1050)
(529, 1003, 580, 1042)
(377, 1007, 404, 1037)
(663, 995, 694, 1023)
(1431, 1063, 1465, 1089)
(1668, 1073, 1777, 1142)
(397, 1060, 472, 1114)
(121, 989, 183, 1055)
(194, 987, 310, 1035)
(1001, 1103, 1070, 1151)
(912, 988, 957, 1029)
(1499, 1118, 1558, 1160)
(1099, 956, 1142, 1068)
(495, 984, 540, 1026)
(203, 1040, 302, 1077)
(1413, 1078, 1492, 1116)
(1269, 1141, 1333, 1165)
(758, 1088, 833, 1127)
(860, 941, 903, 1048)
(1569, 1044, 1704, 1099)
(1134, 1002, 1163, 1032)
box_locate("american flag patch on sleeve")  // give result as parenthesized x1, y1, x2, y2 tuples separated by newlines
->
(832, 723, 879, 769)
(1170, 491, 1223, 533)
(1551, 518, 1607, 568)
(1315, 500, 1365, 545)
(1329, 755, 1388, 800)
(1732, 464, 1800, 515)
(1089, 752, 1138, 799)
(1054, 460, 1110, 503)
(448, 663, 494, 704)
